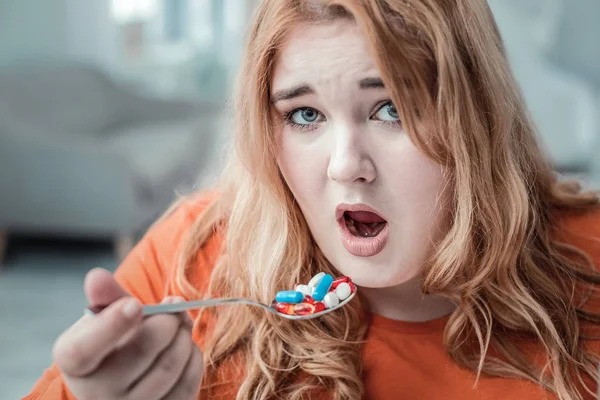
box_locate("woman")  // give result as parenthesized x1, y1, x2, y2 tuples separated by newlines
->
(25, 0, 600, 399)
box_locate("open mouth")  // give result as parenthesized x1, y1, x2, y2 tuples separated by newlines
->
(343, 211, 387, 238)
(336, 203, 390, 257)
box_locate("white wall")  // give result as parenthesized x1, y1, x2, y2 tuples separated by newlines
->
(0, 0, 69, 65)
(488, 0, 599, 171)
(65, 0, 119, 72)
(0, 0, 117, 71)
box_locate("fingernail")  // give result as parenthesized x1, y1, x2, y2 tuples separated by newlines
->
(123, 299, 141, 319)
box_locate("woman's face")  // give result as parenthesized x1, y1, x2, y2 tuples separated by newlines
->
(272, 20, 451, 289)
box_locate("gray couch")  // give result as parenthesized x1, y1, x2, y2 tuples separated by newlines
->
(488, 0, 600, 174)
(0, 64, 221, 261)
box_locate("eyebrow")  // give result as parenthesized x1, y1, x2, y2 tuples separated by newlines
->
(271, 85, 314, 103)
(271, 77, 386, 103)
(358, 77, 385, 89)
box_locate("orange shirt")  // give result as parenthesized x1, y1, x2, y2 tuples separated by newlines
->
(24, 197, 600, 400)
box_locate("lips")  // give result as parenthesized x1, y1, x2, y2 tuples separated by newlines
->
(335, 204, 383, 220)
(335, 204, 390, 257)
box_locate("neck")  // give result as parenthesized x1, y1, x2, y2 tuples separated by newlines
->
(359, 276, 456, 322)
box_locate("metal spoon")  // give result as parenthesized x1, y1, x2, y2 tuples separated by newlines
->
(85, 291, 356, 320)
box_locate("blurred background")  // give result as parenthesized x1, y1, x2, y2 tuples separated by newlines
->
(0, 0, 599, 398)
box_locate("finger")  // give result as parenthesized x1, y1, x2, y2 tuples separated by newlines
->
(127, 326, 194, 400)
(182, 313, 193, 329)
(84, 268, 130, 307)
(114, 296, 187, 349)
(97, 312, 182, 389)
(53, 297, 143, 377)
(161, 347, 204, 400)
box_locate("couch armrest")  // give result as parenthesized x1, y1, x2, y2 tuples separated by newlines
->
(115, 86, 223, 126)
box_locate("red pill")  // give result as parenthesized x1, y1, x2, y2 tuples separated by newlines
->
(275, 302, 292, 315)
(294, 303, 315, 316)
(331, 276, 352, 290)
(304, 295, 315, 304)
(314, 302, 326, 313)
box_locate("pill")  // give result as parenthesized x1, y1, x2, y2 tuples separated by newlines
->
(275, 290, 304, 304)
(274, 302, 292, 314)
(323, 292, 340, 308)
(335, 282, 352, 300)
(303, 295, 315, 304)
(294, 303, 315, 316)
(308, 272, 326, 288)
(312, 274, 333, 301)
(295, 284, 312, 297)
(314, 302, 326, 313)
(331, 276, 352, 290)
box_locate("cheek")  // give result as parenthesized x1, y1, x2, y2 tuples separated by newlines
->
(407, 157, 445, 207)
(378, 144, 445, 200)
(390, 148, 451, 233)
(276, 133, 324, 201)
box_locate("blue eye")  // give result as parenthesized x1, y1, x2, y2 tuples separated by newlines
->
(288, 108, 322, 125)
(373, 102, 400, 121)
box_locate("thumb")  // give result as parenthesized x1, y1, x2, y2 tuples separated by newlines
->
(84, 268, 130, 309)
(162, 296, 194, 328)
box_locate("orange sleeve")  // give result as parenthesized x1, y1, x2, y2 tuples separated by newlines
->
(22, 197, 212, 400)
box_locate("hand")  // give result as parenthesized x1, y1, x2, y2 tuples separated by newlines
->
(52, 268, 203, 400)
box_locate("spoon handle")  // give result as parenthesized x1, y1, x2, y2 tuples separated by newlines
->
(86, 298, 270, 316)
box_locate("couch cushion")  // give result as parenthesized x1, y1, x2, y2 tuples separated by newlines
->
(106, 118, 214, 186)
(0, 65, 124, 135)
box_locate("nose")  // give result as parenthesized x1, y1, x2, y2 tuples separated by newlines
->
(327, 125, 377, 184)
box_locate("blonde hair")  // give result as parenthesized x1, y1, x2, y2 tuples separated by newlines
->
(172, 1, 600, 399)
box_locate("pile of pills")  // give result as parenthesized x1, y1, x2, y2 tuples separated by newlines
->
(273, 272, 357, 316)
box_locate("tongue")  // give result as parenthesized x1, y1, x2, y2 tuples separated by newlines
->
(344, 212, 387, 238)
(353, 221, 385, 237)
(345, 211, 386, 223)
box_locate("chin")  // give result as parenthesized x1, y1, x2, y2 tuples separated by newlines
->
(331, 252, 419, 289)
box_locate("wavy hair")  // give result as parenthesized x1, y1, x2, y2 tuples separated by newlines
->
(171, 1, 600, 399)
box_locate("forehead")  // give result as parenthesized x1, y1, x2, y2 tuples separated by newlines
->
(271, 20, 380, 88)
